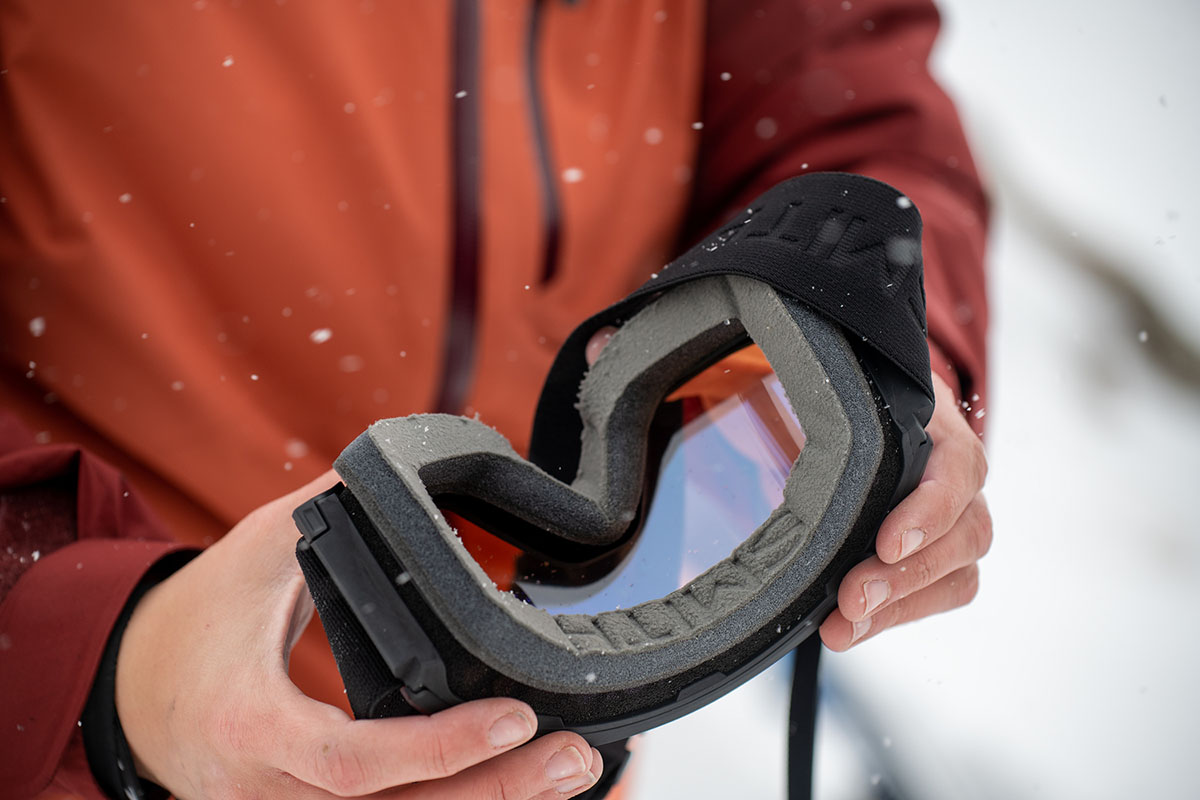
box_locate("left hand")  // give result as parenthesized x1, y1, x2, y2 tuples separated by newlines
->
(116, 470, 604, 799)
(819, 369, 992, 650)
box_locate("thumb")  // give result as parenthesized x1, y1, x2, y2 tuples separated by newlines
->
(267, 694, 541, 794)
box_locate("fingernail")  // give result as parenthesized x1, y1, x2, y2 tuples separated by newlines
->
(851, 616, 872, 644)
(900, 528, 926, 559)
(556, 771, 598, 794)
(488, 712, 532, 749)
(863, 579, 890, 616)
(585, 329, 616, 366)
(546, 746, 588, 782)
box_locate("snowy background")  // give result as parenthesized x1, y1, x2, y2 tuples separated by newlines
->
(629, 1, 1200, 798)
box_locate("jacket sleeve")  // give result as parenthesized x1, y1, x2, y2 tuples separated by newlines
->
(692, 0, 990, 431)
(0, 412, 194, 798)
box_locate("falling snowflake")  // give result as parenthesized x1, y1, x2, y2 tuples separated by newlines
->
(755, 117, 778, 139)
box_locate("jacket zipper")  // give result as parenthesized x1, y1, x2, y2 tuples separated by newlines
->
(527, 0, 562, 285)
(436, 0, 561, 413)
(435, 0, 482, 414)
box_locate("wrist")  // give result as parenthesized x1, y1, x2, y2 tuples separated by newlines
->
(82, 552, 194, 799)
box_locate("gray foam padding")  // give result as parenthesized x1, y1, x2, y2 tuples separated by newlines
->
(335, 275, 883, 698)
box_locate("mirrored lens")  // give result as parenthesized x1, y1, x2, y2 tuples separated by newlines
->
(453, 348, 805, 615)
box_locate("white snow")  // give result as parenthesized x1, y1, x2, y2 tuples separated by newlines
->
(755, 118, 779, 140)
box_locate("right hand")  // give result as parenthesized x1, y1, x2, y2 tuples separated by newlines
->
(115, 471, 603, 799)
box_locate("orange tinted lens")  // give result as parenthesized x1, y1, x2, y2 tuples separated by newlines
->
(459, 346, 805, 614)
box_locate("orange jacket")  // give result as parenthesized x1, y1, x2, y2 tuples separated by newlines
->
(0, 1, 988, 795)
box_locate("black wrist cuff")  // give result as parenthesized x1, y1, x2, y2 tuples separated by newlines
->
(80, 551, 196, 800)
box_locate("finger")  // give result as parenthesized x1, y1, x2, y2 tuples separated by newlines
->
(820, 564, 981, 651)
(249, 741, 599, 800)
(838, 494, 992, 621)
(585, 326, 618, 366)
(273, 697, 539, 795)
(402, 735, 601, 800)
(875, 378, 988, 565)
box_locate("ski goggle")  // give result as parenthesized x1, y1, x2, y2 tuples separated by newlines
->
(293, 173, 934, 748)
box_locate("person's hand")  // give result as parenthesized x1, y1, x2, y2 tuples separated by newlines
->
(819, 369, 992, 650)
(115, 471, 603, 799)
